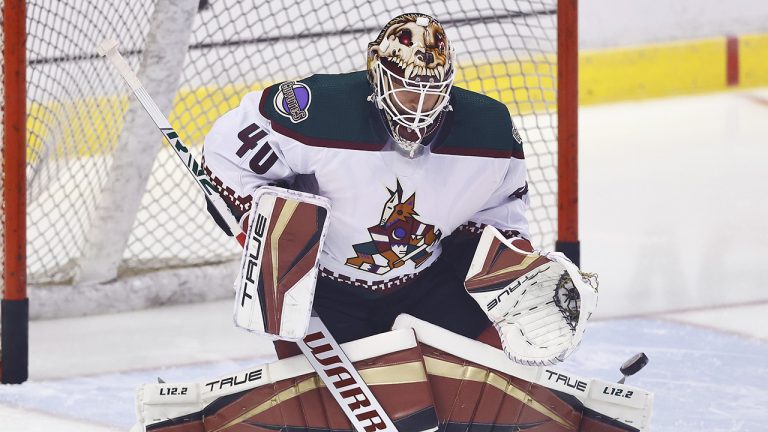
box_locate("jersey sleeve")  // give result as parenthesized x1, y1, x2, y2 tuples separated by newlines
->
(446, 96, 531, 243)
(440, 124, 532, 280)
(468, 156, 531, 239)
(202, 90, 319, 223)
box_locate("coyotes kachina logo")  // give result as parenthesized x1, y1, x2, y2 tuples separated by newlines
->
(346, 181, 441, 275)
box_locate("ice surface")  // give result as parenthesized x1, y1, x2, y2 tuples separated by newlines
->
(2, 315, 766, 431)
(565, 319, 768, 432)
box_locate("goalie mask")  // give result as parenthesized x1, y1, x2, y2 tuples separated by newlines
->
(367, 13, 455, 158)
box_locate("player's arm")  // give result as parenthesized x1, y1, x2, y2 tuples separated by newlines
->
(202, 90, 299, 232)
(465, 147, 533, 245)
(234, 185, 330, 340)
(439, 151, 532, 283)
(465, 225, 598, 366)
(461, 123, 599, 366)
(203, 91, 331, 341)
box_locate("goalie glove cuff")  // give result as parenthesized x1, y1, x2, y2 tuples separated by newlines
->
(509, 236, 533, 253)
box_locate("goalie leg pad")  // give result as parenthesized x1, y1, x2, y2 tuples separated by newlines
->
(234, 186, 331, 340)
(134, 329, 439, 432)
(393, 314, 653, 432)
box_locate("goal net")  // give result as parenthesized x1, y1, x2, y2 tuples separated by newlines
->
(3, 0, 570, 381)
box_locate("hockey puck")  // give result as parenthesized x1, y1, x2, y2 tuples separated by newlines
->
(620, 352, 649, 377)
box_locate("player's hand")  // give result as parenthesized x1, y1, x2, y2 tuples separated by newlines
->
(465, 226, 599, 366)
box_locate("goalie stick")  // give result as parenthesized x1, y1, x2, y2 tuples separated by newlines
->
(98, 39, 398, 432)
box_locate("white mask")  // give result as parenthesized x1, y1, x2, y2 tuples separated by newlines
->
(367, 14, 455, 156)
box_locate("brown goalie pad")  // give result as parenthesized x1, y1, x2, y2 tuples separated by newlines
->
(142, 330, 438, 432)
(421, 344, 639, 432)
(202, 350, 436, 431)
(391, 314, 648, 432)
(258, 197, 327, 336)
(140, 322, 650, 432)
(235, 187, 330, 340)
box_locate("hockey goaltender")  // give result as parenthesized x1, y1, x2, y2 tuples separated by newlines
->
(128, 13, 653, 432)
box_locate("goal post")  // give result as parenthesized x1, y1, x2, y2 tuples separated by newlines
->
(556, 0, 580, 266)
(1, 0, 29, 384)
(1, 0, 578, 384)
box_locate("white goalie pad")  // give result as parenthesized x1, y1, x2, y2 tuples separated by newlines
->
(465, 226, 599, 366)
(234, 186, 331, 341)
(133, 329, 439, 432)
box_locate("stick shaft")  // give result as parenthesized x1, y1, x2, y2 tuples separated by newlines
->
(102, 43, 243, 239)
(100, 41, 397, 432)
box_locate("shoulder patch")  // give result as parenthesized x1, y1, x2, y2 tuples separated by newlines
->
(273, 81, 312, 123)
(259, 72, 387, 151)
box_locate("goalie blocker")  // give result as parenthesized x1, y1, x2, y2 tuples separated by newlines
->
(234, 186, 331, 340)
(465, 226, 599, 366)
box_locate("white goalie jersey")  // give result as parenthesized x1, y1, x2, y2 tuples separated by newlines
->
(202, 71, 531, 293)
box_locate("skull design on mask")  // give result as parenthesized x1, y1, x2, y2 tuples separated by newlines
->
(367, 13, 455, 157)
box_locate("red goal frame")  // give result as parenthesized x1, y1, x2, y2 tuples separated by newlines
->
(557, 0, 580, 266)
(1, 0, 28, 384)
(0, 0, 579, 384)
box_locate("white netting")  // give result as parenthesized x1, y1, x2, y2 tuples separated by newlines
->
(25, 0, 558, 286)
